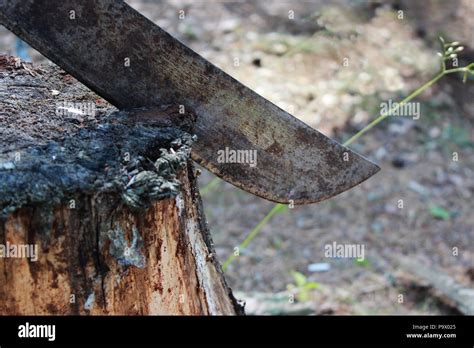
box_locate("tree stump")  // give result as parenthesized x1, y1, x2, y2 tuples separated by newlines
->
(0, 56, 242, 315)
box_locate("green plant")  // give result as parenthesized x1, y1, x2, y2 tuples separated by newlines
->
(343, 37, 474, 145)
(354, 258, 370, 268)
(286, 271, 320, 302)
(221, 203, 286, 271)
(200, 177, 221, 196)
(429, 205, 451, 220)
(442, 125, 473, 148)
(222, 37, 474, 271)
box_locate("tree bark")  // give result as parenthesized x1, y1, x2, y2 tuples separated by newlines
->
(0, 56, 242, 315)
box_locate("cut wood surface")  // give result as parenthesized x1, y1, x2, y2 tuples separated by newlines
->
(0, 56, 242, 315)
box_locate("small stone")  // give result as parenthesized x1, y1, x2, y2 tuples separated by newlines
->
(449, 174, 463, 187)
(252, 57, 262, 68)
(391, 156, 405, 168)
(370, 221, 383, 233)
(429, 127, 441, 138)
(408, 180, 429, 196)
(308, 263, 331, 272)
(0, 161, 15, 170)
(272, 43, 288, 55)
(219, 18, 240, 33)
(375, 147, 387, 160)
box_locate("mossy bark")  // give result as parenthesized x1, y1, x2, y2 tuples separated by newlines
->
(0, 56, 242, 315)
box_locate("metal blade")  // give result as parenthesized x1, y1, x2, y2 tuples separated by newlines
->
(0, 0, 380, 204)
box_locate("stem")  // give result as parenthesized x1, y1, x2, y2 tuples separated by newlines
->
(200, 177, 220, 195)
(222, 203, 284, 271)
(221, 63, 473, 272)
(444, 67, 466, 74)
(343, 71, 444, 146)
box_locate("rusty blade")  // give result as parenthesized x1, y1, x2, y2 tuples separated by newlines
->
(0, 0, 379, 204)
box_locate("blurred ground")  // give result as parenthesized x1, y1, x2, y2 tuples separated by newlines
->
(1, 0, 472, 314)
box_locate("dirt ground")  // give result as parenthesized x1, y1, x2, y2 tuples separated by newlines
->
(1, 0, 473, 314)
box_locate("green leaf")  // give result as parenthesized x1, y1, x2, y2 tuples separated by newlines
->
(355, 258, 370, 267)
(292, 271, 307, 287)
(298, 291, 309, 302)
(429, 205, 451, 220)
(304, 281, 320, 290)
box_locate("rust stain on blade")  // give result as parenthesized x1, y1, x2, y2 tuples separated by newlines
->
(0, 0, 380, 204)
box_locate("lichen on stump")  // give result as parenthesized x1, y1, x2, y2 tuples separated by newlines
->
(0, 56, 242, 315)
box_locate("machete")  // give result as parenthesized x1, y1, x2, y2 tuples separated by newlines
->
(0, 0, 379, 204)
